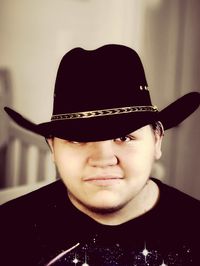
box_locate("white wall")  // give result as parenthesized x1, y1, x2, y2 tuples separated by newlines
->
(0, 0, 145, 122)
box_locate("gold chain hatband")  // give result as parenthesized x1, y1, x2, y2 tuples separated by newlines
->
(51, 106, 158, 121)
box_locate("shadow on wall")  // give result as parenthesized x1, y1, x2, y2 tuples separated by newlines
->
(0, 69, 12, 187)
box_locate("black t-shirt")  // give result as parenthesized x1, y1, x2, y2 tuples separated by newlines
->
(1, 178, 200, 266)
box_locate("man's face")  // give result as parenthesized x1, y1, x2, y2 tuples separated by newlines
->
(48, 125, 162, 217)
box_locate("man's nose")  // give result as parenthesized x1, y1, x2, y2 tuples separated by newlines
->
(88, 140, 118, 167)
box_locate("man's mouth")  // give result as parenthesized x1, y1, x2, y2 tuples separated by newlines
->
(83, 175, 123, 186)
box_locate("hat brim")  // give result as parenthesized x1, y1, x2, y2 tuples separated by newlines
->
(158, 91, 200, 130)
(4, 92, 200, 142)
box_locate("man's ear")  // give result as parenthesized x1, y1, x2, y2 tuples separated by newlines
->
(154, 132, 163, 160)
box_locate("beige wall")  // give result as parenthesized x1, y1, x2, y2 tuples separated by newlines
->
(141, 0, 200, 199)
(0, 0, 144, 122)
(0, 0, 199, 198)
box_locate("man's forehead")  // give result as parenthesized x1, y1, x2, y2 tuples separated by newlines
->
(128, 125, 151, 134)
(53, 125, 152, 143)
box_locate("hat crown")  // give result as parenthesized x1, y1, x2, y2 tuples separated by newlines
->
(5, 44, 199, 142)
(53, 44, 152, 115)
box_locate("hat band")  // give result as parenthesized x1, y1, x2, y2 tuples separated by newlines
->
(51, 105, 158, 121)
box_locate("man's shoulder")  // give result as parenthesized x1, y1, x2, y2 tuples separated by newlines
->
(153, 178, 200, 217)
(0, 179, 67, 214)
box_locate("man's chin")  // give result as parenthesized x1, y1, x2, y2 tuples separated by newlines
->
(68, 191, 126, 215)
(86, 202, 124, 214)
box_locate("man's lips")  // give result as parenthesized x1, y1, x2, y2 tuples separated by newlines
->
(83, 176, 123, 186)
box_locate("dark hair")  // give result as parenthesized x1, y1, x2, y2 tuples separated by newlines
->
(151, 121, 164, 136)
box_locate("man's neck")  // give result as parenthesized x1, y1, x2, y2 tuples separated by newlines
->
(69, 179, 160, 226)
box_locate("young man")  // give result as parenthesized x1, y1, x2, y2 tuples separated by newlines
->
(1, 44, 200, 266)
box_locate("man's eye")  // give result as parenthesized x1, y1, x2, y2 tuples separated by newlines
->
(64, 140, 83, 145)
(69, 140, 83, 144)
(114, 135, 135, 142)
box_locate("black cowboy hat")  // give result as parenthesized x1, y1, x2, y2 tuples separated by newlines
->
(4, 44, 200, 142)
